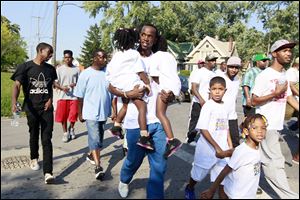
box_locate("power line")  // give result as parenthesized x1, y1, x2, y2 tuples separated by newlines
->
(32, 16, 43, 44)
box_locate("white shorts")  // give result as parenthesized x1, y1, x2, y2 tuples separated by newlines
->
(191, 163, 226, 185)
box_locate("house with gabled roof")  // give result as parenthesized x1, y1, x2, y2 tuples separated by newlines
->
(185, 36, 239, 71)
(167, 41, 194, 70)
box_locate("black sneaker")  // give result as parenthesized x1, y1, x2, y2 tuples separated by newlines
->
(289, 121, 299, 131)
(86, 153, 95, 165)
(136, 136, 154, 150)
(256, 188, 263, 195)
(164, 138, 182, 159)
(95, 166, 105, 180)
(110, 126, 124, 139)
(122, 147, 128, 157)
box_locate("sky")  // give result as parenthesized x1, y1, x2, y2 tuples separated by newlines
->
(1, 1, 264, 63)
(1, 1, 103, 62)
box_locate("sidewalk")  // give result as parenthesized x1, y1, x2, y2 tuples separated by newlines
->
(1, 116, 150, 199)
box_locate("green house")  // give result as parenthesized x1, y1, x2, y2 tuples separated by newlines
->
(167, 40, 194, 71)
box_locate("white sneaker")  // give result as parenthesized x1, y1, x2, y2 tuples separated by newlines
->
(189, 141, 197, 147)
(30, 159, 40, 170)
(69, 128, 76, 140)
(62, 132, 69, 143)
(118, 181, 129, 198)
(44, 173, 55, 184)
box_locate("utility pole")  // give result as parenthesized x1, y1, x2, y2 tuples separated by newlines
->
(52, 1, 58, 66)
(51, 1, 82, 66)
(32, 16, 42, 43)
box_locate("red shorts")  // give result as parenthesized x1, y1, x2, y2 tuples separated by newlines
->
(55, 100, 78, 122)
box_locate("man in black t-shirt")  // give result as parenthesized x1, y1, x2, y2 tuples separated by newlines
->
(11, 42, 63, 184)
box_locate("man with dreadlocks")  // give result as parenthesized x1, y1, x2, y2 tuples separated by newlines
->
(106, 28, 153, 150)
(109, 24, 174, 199)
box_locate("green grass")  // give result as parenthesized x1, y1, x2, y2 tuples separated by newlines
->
(1, 72, 24, 117)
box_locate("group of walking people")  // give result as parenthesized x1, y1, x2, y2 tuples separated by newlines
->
(11, 22, 299, 199)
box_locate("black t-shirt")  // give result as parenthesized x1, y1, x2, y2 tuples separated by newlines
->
(11, 60, 57, 110)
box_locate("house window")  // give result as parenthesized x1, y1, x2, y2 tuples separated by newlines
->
(206, 44, 209, 48)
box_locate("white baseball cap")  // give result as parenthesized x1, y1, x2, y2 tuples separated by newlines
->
(270, 39, 296, 52)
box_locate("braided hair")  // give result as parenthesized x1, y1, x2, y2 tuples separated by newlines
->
(240, 114, 268, 140)
(113, 28, 139, 51)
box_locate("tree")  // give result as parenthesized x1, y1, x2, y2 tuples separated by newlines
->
(78, 23, 104, 67)
(1, 15, 27, 71)
(81, 1, 298, 64)
(255, 1, 299, 55)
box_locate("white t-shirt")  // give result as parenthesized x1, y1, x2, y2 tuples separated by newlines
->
(189, 68, 199, 91)
(215, 68, 225, 76)
(194, 99, 230, 169)
(149, 51, 181, 96)
(286, 67, 299, 83)
(286, 67, 299, 101)
(121, 53, 160, 129)
(224, 142, 261, 199)
(252, 67, 292, 130)
(221, 74, 240, 120)
(106, 49, 146, 92)
(55, 64, 80, 100)
(190, 67, 216, 103)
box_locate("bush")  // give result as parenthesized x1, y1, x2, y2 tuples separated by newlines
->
(1, 72, 24, 117)
(179, 70, 191, 77)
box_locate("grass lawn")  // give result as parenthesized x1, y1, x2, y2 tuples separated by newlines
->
(1, 72, 24, 117)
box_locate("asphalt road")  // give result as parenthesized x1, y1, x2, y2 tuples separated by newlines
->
(1, 91, 299, 199)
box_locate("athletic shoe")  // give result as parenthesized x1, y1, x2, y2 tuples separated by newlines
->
(95, 166, 105, 180)
(110, 126, 124, 139)
(256, 187, 263, 195)
(44, 173, 54, 184)
(136, 136, 154, 150)
(30, 159, 40, 171)
(69, 128, 76, 140)
(86, 153, 96, 165)
(118, 181, 129, 198)
(188, 141, 197, 147)
(62, 132, 70, 143)
(185, 184, 195, 199)
(164, 138, 182, 158)
(122, 147, 128, 157)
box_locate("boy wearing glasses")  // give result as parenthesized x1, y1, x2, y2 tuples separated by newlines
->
(242, 53, 270, 117)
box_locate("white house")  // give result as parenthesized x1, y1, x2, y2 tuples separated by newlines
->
(185, 36, 239, 71)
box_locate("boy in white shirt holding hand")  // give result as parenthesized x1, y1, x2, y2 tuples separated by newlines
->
(184, 76, 233, 199)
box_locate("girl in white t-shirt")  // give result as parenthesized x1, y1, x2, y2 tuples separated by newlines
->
(150, 36, 182, 158)
(106, 28, 153, 150)
(200, 114, 268, 199)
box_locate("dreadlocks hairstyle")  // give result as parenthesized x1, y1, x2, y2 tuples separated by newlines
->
(113, 28, 139, 51)
(156, 35, 168, 52)
(240, 114, 268, 140)
(137, 23, 160, 53)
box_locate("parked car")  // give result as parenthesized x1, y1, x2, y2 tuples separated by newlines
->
(176, 75, 191, 102)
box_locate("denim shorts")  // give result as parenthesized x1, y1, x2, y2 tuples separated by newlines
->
(86, 120, 106, 151)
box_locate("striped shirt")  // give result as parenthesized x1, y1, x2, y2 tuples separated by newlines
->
(241, 67, 262, 106)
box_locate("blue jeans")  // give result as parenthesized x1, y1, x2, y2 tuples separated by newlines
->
(86, 120, 106, 151)
(120, 122, 167, 199)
